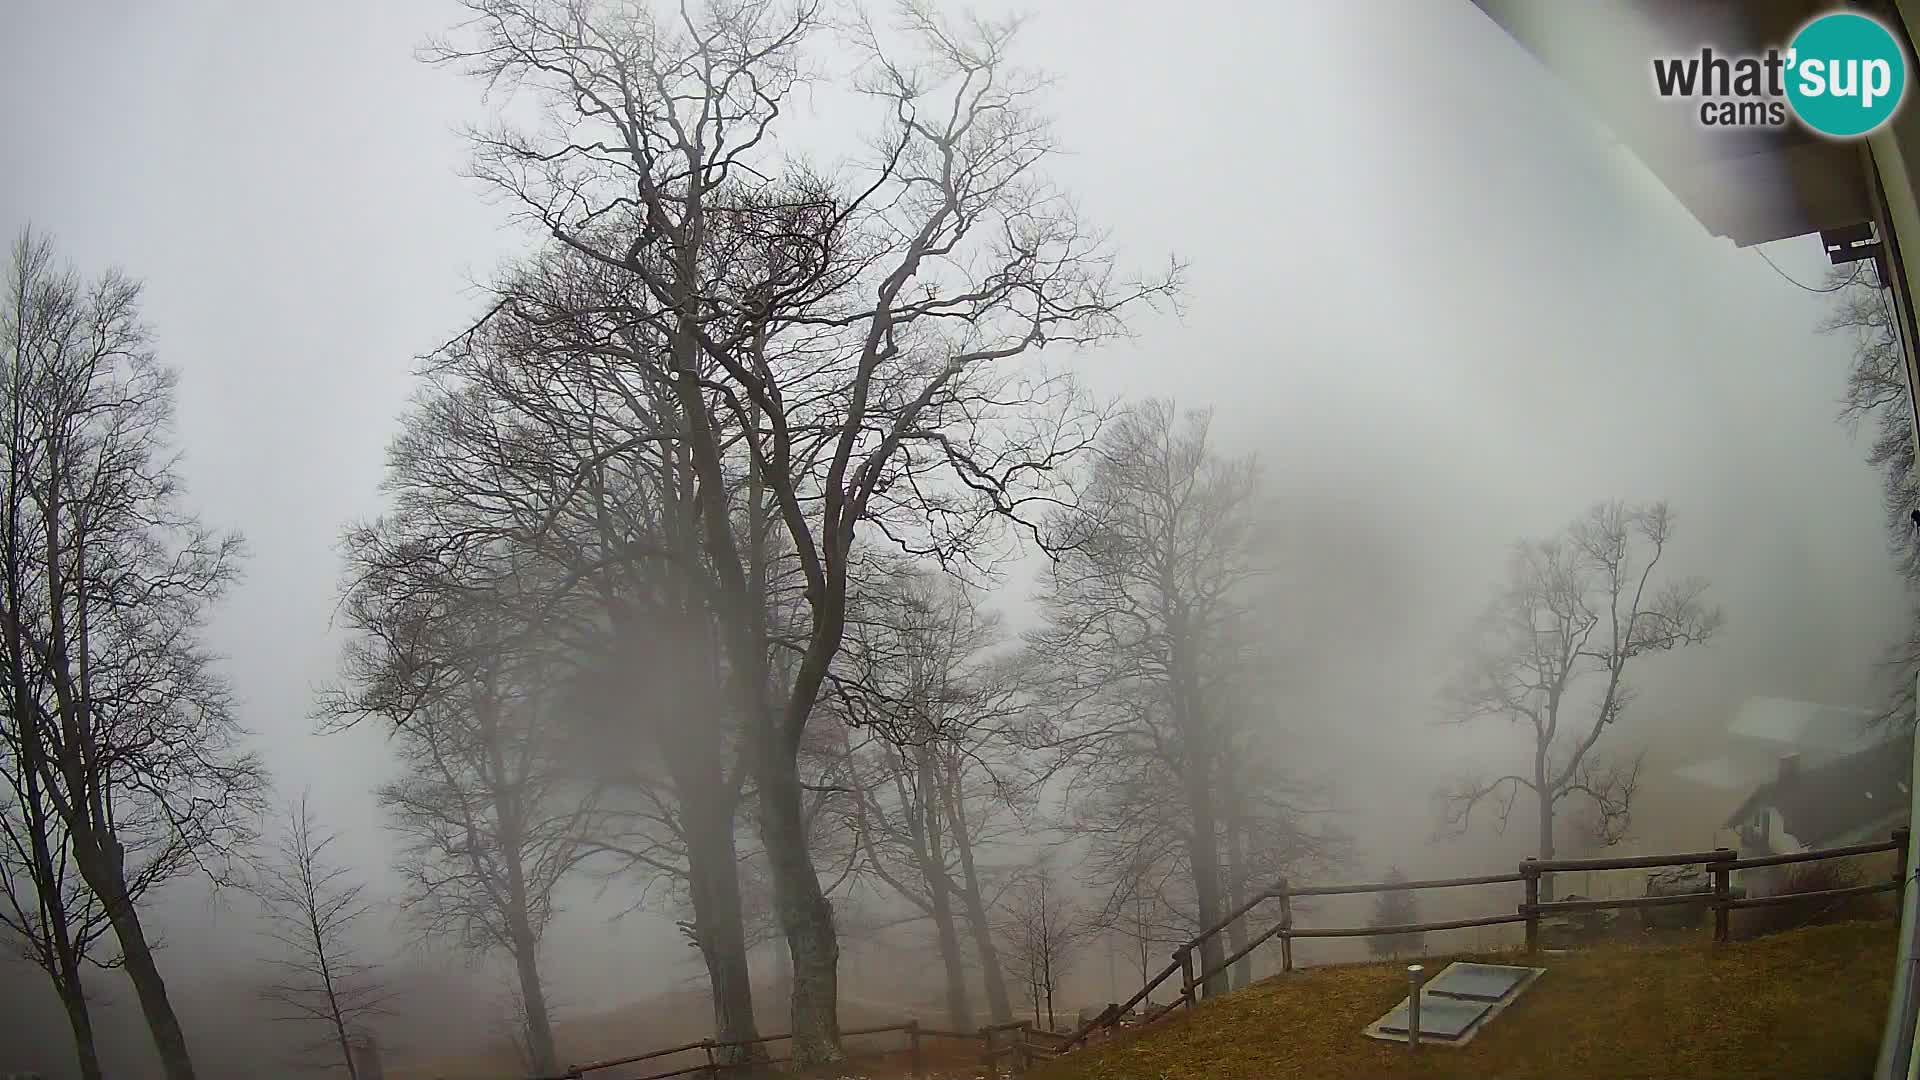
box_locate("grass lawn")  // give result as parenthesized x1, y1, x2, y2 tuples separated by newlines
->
(1031, 921, 1897, 1080)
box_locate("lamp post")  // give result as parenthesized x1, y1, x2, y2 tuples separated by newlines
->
(1406, 964, 1426, 1053)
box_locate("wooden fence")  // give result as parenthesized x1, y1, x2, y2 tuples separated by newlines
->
(527, 830, 1911, 1077)
(1058, 828, 1913, 1052)
(537, 1017, 1069, 1080)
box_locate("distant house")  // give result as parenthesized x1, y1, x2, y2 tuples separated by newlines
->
(1726, 729, 1914, 857)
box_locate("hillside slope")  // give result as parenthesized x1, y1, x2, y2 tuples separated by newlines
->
(1033, 921, 1895, 1080)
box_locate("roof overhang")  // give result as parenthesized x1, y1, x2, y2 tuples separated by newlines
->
(1468, 0, 1882, 247)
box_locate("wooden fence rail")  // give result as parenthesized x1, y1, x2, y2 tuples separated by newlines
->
(544, 829, 1914, 1074)
(1058, 828, 1912, 1053)
(550, 1019, 962, 1079)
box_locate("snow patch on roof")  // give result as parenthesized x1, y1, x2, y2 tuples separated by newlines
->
(1729, 697, 1877, 754)
(1673, 756, 1749, 791)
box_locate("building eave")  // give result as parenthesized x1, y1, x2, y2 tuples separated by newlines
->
(1468, 0, 1880, 247)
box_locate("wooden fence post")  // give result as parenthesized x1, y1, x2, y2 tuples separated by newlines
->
(1018, 1020, 1034, 1072)
(1522, 858, 1540, 954)
(979, 1025, 994, 1074)
(1896, 828, 1912, 895)
(907, 1020, 922, 1079)
(701, 1039, 716, 1079)
(1277, 879, 1295, 974)
(1177, 947, 1197, 1009)
(1711, 848, 1732, 944)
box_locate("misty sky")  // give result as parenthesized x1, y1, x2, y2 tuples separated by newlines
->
(1, 0, 1908, 1040)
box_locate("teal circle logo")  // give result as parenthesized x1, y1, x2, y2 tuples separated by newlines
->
(1786, 12, 1907, 137)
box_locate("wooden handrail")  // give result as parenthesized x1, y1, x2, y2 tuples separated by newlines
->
(569, 1022, 920, 1076)
(565, 833, 1914, 1077)
(1287, 871, 1525, 897)
(1728, 837, 1904, 870)
(1529, 849, 1735, 873)
(567, 1039, 710, 1074)
(1286, 912, 1529, 939)
(841, 1022, 915, 1038)
(1721, 881, 1900, 909)
(1193, 914, 1293, 985)
(1186, 884, 1281, 946)
(1526, 890, 1718, 915)
(1060, 955, 1184, 1050)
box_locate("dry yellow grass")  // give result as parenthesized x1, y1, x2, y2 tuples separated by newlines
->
(1032, 921, 1897, 1080)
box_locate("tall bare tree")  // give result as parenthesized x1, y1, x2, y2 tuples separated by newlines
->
(331, 538, 597, 1077)
(0, 228, 264, 1080)
(1439, 500, 1722, 899)
(0, 717, 113, 1080)
(1000, 861, 1087, 1032)
(255, 794, 392, 1078)
(1030, 400, 1337, 998)
(350, 237, 782, 1066)
(425, 1, 1176, 1061)
(836, 566, 1028, 1028)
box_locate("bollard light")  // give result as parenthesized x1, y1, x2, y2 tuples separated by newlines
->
(1407, 964, 1426, 1052)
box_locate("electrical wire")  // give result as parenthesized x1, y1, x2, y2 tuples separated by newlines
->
(1756, 245, 1869, 293)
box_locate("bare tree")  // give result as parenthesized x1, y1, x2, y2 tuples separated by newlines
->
(1029, 400, 1342, 998)
(330, 538, 598, 1077)
(1439, 500, 1722, 899)
(1105, 867, 1190, 1007)
(255, 794, 392, 1078)
(344, 238, 784, 1067)
(835, 566, 1029, 1028)
(1000, 861, 1087, 1032)
(425, 0, 1176, 1061)
(0, 228, 264, 1080)
(0, 725, 113, 1080)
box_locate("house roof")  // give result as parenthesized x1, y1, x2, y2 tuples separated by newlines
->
(1467, 0, 1879, 247)
(1673, 698, 1882, 794)
(1728, 697, 1881, 758)
(1724, 729, 1916, 848)
(1673, 755, 1756, 792)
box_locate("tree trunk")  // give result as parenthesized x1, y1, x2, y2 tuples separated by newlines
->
(918, 751, 974, 1032)
(943, 778, 1014, 1023)
(684, 800, 765, 1067)
(1169, 619, 1227, 998)
(1223, 817, 1251, 991)
(928, 882, 973, 1032)
(754, 741, 842, 1066)
(1183, 774, 1229, 999)
(1536, 752, 1556, 904)
(332, 1017, 362, 1080)
(58, 976, 104, 1080)
(493, 744, 556, 1076)
(508, 928, 557, 1075)
(84, 837, 197, 1080)
(664, 285, 842, 1066)
(772, 931, 793, 1004)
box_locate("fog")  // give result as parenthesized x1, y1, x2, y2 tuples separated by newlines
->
(0, 1, 1906, 1077)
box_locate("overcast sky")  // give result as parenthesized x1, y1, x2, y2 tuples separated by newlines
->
(1, 0, 1909, 1062)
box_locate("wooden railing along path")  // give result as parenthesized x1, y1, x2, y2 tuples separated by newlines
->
(529, 829, 1912, 1078)
(533, 1017, 1069, 1079)
(1058, 828, 1913, 1053)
